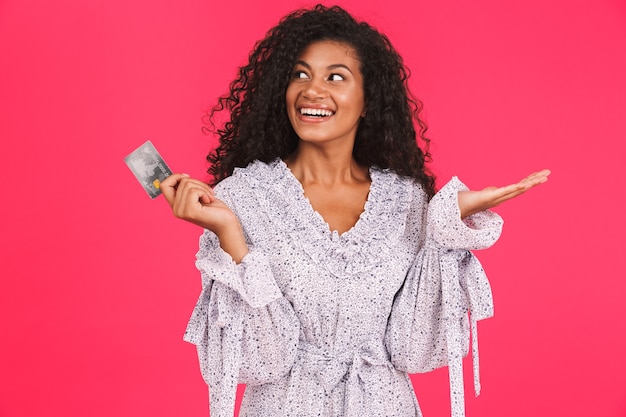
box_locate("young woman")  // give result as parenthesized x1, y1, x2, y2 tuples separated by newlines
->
(161, 5, 549, 417)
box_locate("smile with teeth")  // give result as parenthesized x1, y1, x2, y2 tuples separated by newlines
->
(299, 108, 335, 117)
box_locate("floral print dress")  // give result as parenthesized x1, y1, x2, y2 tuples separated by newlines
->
(183, 159, 502, 417)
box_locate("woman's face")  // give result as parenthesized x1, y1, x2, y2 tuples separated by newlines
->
(285, 40, 365, 148)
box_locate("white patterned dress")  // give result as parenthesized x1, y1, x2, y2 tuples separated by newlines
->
(183, 159, 502, 417)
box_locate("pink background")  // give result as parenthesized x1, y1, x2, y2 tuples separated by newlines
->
(1, 0, 625, 416)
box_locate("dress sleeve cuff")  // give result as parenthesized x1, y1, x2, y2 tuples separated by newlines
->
(194, 230, 283, 308)
(427, 176, 504, 250)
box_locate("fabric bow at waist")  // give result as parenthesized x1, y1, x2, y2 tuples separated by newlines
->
(291, 341, 393, 417)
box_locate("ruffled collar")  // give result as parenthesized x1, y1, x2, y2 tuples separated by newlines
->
(235, 159, 415, 278)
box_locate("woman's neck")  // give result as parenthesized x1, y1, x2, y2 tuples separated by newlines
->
(284, 146, 369, 187)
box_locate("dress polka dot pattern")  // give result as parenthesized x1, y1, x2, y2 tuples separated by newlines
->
(183, 159, 503, 417)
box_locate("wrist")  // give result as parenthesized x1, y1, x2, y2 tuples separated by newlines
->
(215, 222, 249, 263)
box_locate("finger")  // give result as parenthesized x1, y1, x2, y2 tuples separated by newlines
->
(519, 169, 551, 187)
(199, 193, 215, 205)
(496, 169, 551, 195)
(175, 177, 215, 197)
(492, 170, 551, 205)
(160, 173, 189, 206)
(173, 184, 214, 219)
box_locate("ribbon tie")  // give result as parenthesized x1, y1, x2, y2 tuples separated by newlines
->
(440, 248, 494, 417)
(295, 342, 392, 417)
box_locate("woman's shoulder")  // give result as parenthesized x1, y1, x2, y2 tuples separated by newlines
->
(370, 166, 428, 201)
(214, 159, 283, 192)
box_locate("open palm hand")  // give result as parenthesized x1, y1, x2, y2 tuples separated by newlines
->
(458, 169, 551, 218)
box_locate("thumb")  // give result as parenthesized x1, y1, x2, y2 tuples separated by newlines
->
(160, 173, 190, 206)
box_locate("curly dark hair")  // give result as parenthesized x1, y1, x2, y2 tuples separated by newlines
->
(205, 4, 436, 198)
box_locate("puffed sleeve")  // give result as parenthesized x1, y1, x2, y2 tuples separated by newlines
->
(183, 191, 300, 417)
(385, 177, 503, 417)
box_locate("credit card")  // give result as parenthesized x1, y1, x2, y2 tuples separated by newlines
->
(124, 140, 173, 198)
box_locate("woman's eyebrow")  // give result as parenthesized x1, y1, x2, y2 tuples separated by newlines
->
(328, 64, 353, 74)
(293, 60, 354, 74)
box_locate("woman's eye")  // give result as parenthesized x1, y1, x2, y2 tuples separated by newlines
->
(328, 73, 345, 81)
(293, 71, 309, 79)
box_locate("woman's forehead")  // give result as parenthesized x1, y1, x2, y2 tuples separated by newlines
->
(295, 40, 361, 66)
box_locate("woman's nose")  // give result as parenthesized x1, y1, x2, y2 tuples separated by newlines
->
(303, 77, 327, 99)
